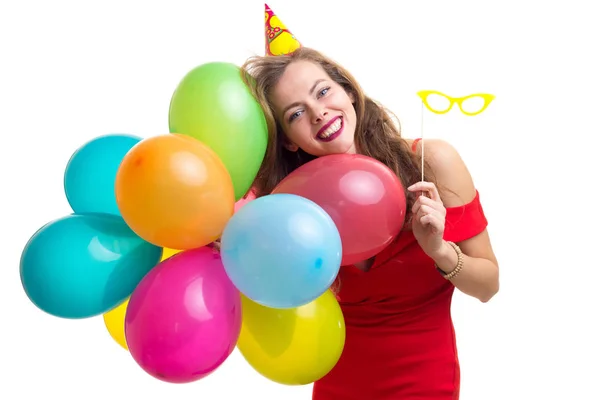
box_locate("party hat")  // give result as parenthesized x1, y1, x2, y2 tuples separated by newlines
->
(265, 4, 302, 56)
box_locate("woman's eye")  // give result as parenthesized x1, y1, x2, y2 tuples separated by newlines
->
(289, 110, 302, 122)
(318, 87, 330, 97)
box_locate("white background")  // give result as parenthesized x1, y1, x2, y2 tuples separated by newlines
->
(2, 0, 599, 399)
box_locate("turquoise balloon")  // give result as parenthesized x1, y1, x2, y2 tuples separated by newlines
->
(20, 213, 162, 319)
(64, 134, 141, 216)
(220, 194, 342, 309)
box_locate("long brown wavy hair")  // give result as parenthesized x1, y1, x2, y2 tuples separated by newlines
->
(240, 47, 435, 213)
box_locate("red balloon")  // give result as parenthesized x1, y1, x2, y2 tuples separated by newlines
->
(272, 154, 406, 266)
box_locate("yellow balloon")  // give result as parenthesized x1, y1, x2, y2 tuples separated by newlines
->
(102, 247, 181, 350)
(237, 290, 345, 385)
(103, 298, 129, 350)
(161, 247, 181, 261)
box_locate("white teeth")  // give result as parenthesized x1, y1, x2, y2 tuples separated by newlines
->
(318, 118, 342, 139)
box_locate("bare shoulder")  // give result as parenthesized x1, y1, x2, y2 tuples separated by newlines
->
(413, 138, 476, 207)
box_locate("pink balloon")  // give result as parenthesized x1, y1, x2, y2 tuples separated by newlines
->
(234, 189, 256, 213)
(124, 247, 242, 383)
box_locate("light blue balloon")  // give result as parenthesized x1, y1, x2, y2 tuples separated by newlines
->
(220, 194, 342, 309)
(20, 213, 162, 319)
(64, 134, 141, 216)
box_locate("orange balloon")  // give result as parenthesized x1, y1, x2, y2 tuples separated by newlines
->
(115, 134, 235, 249)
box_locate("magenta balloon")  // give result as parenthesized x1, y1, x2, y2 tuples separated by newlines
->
(124, 247, 242, 383)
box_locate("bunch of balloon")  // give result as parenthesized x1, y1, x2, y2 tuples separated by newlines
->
(219, 153, 408, 385)
(18, 56, 408, 389)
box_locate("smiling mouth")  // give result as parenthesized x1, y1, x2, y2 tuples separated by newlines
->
(316, 116, 343, 141)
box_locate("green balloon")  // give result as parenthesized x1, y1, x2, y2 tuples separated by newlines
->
(168, 62, 268, 200)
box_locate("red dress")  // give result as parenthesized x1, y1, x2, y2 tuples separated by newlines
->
(312, 139, 488, 399)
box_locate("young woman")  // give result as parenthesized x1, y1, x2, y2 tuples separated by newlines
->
(239, 47, 500, 399)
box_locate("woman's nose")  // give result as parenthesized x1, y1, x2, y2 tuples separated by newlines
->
(311, 108, 328, 124)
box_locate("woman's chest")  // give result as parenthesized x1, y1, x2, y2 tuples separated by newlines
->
(337, 239, 449, 306)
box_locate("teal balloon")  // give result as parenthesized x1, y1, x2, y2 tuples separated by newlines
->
(20, 213, 162, 319)
(220, 194, 342, 309)
(64, 134, 141, 216)
(168, 62, 268, 200)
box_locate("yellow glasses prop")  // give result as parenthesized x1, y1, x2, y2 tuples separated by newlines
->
(417, 90, 495, 116)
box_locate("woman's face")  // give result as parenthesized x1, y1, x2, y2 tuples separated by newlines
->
(270, 60, 358, 156)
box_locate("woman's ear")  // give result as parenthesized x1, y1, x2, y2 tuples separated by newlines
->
(281, 132, 299, 152)
(283, 141, 299, 152)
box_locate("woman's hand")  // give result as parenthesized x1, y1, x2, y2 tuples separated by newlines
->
(407, 181, 447, 258)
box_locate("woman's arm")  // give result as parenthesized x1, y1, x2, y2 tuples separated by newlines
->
(414, 138, 499, 303)
(431, 229, 499, 303)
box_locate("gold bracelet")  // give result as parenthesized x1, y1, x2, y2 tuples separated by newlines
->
(435, 241, 464, 280)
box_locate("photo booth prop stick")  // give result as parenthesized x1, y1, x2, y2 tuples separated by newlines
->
(415, 90, 495, 187)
